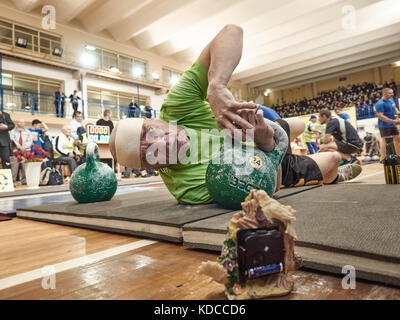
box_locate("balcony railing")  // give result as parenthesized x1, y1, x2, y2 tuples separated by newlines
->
(87, 99, 158, 121)
(356, 104, 377, 120)
(0, 87, 85, 118)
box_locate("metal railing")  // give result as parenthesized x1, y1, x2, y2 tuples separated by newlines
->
(87, 99, 158, 121)
(356, 104, 376, 120)
(0, 87, 85, 118)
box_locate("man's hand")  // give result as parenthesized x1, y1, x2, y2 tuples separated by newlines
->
(0, 123, 8, 130)
(239, 109, 275, 153)
(68, 153, 74, 158)
(207, 83, 257, 134)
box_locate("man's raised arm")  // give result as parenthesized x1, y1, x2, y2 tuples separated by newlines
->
(197, 24, 258, 133)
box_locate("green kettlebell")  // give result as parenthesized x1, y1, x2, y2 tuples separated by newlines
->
(205, 119, 288, 210)
(70, 142, 117, 203)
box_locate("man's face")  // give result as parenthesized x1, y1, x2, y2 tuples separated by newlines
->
(63, 127, 71, 136)
(33, 123, 41, 130)
(319, 115, 327, 124)
(140, 119, 189, 170)
(75, 113, 82, 122)
(17, 120, 25, 129)
(384, 89, 394, 100)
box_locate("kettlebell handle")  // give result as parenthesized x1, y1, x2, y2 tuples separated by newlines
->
(263, 119, 289, 156)
(86, 142, 100, 160)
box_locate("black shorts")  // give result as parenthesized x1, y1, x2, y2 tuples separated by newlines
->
(379, 126, 399, 137)
(335, 140, 363, 154)
(274, 119, 323, 188)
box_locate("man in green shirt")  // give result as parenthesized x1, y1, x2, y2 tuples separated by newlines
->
(110, 25, 361, 205)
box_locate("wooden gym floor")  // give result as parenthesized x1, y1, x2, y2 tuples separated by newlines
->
(0, 162, 399, 300)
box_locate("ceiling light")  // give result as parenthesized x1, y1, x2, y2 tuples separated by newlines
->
(264, 89, 271, 96)
(133, 67, 143, 77)
(1, 73, 12, 78)
(85, 45, 96, 51)
(170, 75, 180, 86)
(80, 52, 95, 67)
(394, 61, 400, 67)
(109, 66, 119, 73)
(151, 72, 160, 80)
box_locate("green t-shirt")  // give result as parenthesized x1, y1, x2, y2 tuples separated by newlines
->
(159, 61, 224, 204)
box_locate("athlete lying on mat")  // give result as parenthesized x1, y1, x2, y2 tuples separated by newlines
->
(110, 24, 361, 205)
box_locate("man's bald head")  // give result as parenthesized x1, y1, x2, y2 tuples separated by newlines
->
(16, 119, 25, 129)
(62, 125, 71, 136)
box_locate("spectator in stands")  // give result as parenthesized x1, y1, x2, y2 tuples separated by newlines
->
(96, 109, 114, 134)
(128, 99, 139, 118)
(375, 87, 400, 160)
(144, 105, 153, 119)
(270, 81, 397, 119)
(54, 125, 80, 174)
(29, 119, 49, 154)
(10, 119, 33, 184)
(69, 90, 81, 113)
(54, 88, 66, 118)
(304, 115, 321, 154)
(318, 109, 363, 163)
(70, 110, 83, 140)
(335, 108, 351, 122)
(0, 110, 15, 169)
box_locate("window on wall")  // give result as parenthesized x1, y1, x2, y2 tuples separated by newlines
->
(0, 20, 12, 45)
(119, 55, 133, 75)
(0, 71, 61, 93)
(40, 81, 60, 96)
(14, 76, 38, 93)
(87, 87, 149, 107)
(1, 73, 13, 88)
(83, 43, 148, 80)
(102, 50, 118, 70)
(133, 60, 146, 79)
(162, 68, 182, 86)
(0, 18, 62, 56)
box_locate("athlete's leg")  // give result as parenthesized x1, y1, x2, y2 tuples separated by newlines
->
(307, 151, 342, 184)
(284, 118, 305, 141)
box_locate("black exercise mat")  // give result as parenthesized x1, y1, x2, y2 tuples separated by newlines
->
(296, 246, 400, 287)
(274, 184, 322, 200)
(184, 185, 400, 261)
(278, 184, 400, 263)
(16, 187, 232, 243)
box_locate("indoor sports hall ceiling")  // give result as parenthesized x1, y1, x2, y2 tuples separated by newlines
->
(5, 0, 400, 91)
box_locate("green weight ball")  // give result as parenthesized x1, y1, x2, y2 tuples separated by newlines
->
(205, 119, 288, 210)
(70, 142, 117, 203)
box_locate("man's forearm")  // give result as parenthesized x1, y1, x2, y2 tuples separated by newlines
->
(378, 114, 398, 125)
(206, 24, 243, 88)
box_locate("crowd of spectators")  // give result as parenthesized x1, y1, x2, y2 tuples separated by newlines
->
(271, 81, 398, 118)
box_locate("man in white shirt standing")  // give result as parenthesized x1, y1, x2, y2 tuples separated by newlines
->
(10, 119, 33, 184)
(70, 110, 83, 141)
